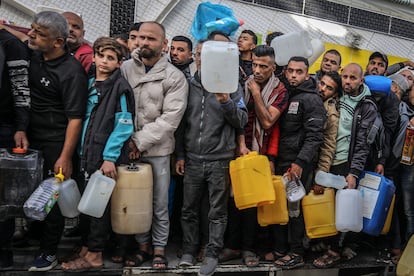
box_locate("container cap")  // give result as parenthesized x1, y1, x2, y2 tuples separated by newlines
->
(12, 147, 27, 154)
(55, 168, 65, 182)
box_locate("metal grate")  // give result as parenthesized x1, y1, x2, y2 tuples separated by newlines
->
(236, 0, 414, 40)
(349, 8, 389, 33)
(255, 0, 303, 13)
(304, 0, 349, 24)
(110, 0, 135, 36)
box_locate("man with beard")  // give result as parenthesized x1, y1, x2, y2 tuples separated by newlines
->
(169, 35, 195, 80)
(272, 56, 325, 269)
(62, 12, 93, 73)
(364, 52, 399, 177)
(312, 49, 341, 82)
(121, 21, 188, 270)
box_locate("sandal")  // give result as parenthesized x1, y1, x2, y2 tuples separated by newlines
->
(62, 256, 103, 272)
(218, 248, 241, 263)
(313, 250, 341, 268)
(152, 254, 168, 270)
(274, 252, 304, 269)
(124, 250, 152, 267)
(260, 250, 284, 263)
(111, 245, 126, 263)
(242, 250, 259, 267)
(341, 247, 357, 260)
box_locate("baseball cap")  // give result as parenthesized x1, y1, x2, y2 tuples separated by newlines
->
(369, 51, 388, 68)
(389, 73, 410, 93)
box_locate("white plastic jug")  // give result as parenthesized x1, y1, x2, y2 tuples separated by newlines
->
(58, 179, 81, 218)
(315, 170, 347, 190)
(335, 189, 363, 232)
(283, 174, 306, 202)
(78, 170, 116, 218)
(308, 39, 325, 66)
(201, 41, 239, 93)
(23, 169, 64, 221)
(270, 31, 313, 66)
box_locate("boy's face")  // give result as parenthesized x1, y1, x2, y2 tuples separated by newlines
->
(93, 49, 121, 76)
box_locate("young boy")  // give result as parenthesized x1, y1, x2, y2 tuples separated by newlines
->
(61, 37, 135, 271)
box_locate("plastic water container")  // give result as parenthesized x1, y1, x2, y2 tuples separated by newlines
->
(335, 189, 363, 232)
(358, 171, 395, 236)
(23, 169, 64, 221)
(257, 175, 288, 226)
(201, 41, 239, 93)
(364, 75, 391, 97)
(58, 179, 81, 218)
(283, 174, 306, 202)
(302, 188, 338, 239)
(381, 194, 395, 235)
(78, 170, 116, 218)
(111, 163, 153, 234)
(229, 151, 274, 210)
(397, 234, 414, 276)
(270, 31, 313, 66)
(308, 39, 325, 66)
(0, 148, 43, 219)
(315, 170, 347, 190)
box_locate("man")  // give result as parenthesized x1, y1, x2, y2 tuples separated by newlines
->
(25, 11, 87, 271)
(313, 63, 378, 267)
(0, 26, 30, 269)
(175, 39, 247, 276)
(237, 30, 257, 87)
(222, 45, 287, 267)
(313, 49, 341, 81)
(127, 22, 141, 55)
(265, 31, 284, 46)
(61, 12, 93, 73)
(170, 35, 196, 80)
(121, 21, 188, 270)
(364, 52, 399, 176)
(272, 56, 326, 269)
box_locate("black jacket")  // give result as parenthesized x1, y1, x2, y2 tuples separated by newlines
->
(81, 69, 135, 174)
(278, 78, 326, 168)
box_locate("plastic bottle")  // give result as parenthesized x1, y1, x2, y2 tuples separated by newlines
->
(23, 168, 64, 221)
(283, 173, 306, 202)
(288, 200, 301, 218)
(314, 170, 347, 190)
(205, 17, 243, 37)
(58, 179, 81, 218)
(78, 170, 116, 218)
(201, 40, 239, 93)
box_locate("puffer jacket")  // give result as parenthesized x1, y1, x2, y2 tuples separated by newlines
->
(278, 78, 326, 168)
(121, 51, 188, 157)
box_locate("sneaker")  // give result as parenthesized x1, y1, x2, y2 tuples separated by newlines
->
(178, 253, 195, 268)
(28, 253, 58, 271)
(198, 257, 218, 276)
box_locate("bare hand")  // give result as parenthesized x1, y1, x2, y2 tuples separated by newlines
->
(247, 79, 260, 96)
(289, 163, 303, 180)
(100, 161, 117, 179)
(345, 174, 357, 189)
(54, 156, 72, 179)
(215, 93, 230, 103)
(129, 140, 140, 159)
(375, 164, 384, 175)
(175, 159, 185, 176)
(313, 184, 325, 195)
(14, 131, 29, 150)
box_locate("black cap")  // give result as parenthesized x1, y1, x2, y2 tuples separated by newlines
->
(369, 51, 388, 68)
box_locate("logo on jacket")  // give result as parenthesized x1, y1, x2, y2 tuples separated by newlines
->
(288, 101, 299, 114)
(40, 77, 50, 87)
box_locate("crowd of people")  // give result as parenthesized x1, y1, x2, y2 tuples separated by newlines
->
(1, 9, 414, 276)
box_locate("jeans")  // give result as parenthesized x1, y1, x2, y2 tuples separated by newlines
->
(181, 159, 230, 258)
(400, 163, 414, 241)
(136, 155, 170, 250)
